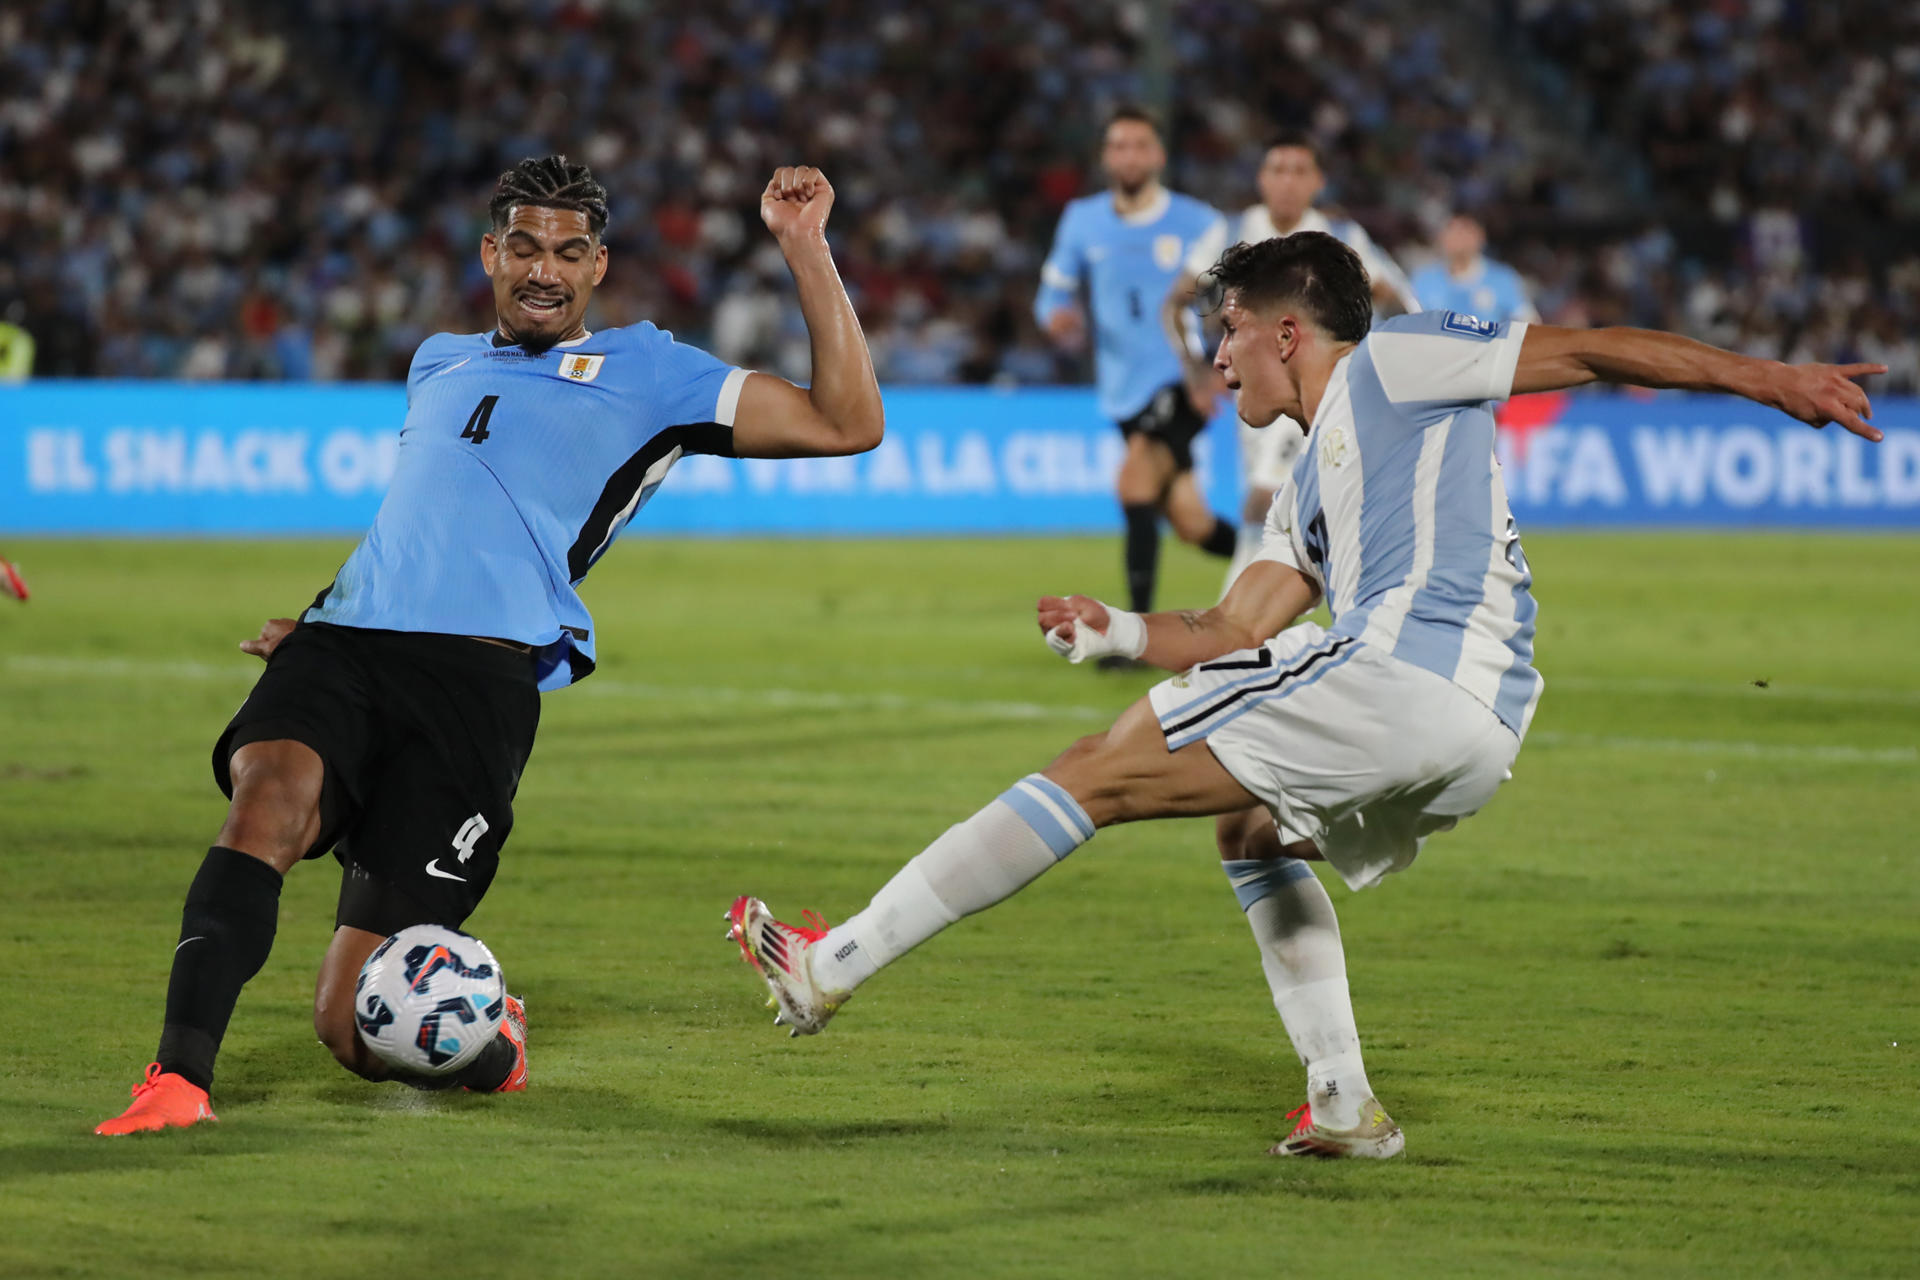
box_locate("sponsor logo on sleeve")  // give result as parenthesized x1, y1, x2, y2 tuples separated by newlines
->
(1441, 311, 1498, 339)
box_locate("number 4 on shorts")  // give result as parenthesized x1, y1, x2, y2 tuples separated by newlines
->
(452, 813, 490, 864)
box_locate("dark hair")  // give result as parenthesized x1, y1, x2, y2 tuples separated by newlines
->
(489, 155, 610, 238)
(1206, 231, 1372, 343)
(1262, 129, 1320, 163)
(1104, 104, 1163, 138)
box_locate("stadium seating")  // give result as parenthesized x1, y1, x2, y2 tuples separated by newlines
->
(1, 0, 1914, 388)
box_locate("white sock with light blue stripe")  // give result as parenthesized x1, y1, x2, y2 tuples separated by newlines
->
(810, 775, 1094, 994)
(1223, 857, 1373, 1130)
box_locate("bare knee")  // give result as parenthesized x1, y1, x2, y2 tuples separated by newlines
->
(1167, 505, 1214, 544)
(1116, 442, 1173, 508)
(314, 984, 389, 1080)
(1215, 809, 1272, 862)
(1051, 731, 1106, 763)
(217, 741, 325, 871)
(1044, 732, 1109, 793)
(314, 990, 366, 1074)
(1043, 700, 1259, 829)
(1116, 470, 1164, 509)
(1216, 807, 1320, 863)
(314, 925, 392, 1080)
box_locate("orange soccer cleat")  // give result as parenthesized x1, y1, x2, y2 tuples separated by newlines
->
(490, 995, 529, 1092)
(0, 556, 27, 602)
(94, 1063, 217, 1135)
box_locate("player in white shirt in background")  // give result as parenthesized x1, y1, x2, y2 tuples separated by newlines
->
(726, 231, 1883, 1159)
(1163, 131, 1420, 591)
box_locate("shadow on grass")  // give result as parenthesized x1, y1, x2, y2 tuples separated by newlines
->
(705, 1114, 956, 1144)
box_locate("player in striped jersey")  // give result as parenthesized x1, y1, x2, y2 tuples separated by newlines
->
(1163, 131, 1420, 591)
(726, 231, 1883, 1157)
(97, 157, 885, 1134)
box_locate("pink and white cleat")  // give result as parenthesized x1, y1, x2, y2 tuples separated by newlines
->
(724, 895, 848, 1037)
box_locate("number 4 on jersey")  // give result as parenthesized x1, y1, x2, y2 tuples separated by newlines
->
(462, 395, 499, 444)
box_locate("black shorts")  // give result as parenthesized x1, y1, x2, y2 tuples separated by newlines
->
(212, 623, 540, 934)
(1116, 383, 1207, 473)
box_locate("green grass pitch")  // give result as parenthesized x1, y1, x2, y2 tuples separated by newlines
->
(2, 532, 1915, 1278)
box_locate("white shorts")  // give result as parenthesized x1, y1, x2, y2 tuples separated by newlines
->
(1238, 412, 1307, 493)
(1148, 623, 1520, 890)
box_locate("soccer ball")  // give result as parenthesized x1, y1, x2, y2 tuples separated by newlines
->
(354, 924, 506, 1076)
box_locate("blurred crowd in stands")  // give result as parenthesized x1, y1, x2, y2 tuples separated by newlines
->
(3, 0, 1916, 390)
(1508, 0, 1920, 388)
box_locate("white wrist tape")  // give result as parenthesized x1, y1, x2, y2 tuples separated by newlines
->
(1044, 603, 1148, 664)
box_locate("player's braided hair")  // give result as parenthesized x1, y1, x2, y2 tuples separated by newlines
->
(489, 155, 610, 237)
(1204, 231, 1372, 344)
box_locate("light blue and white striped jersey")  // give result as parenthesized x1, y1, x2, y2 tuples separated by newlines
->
(1033, 189, 1225, 421)
(1410, 257, 1538, 325)
(1254, 311, 1542, 736)
(303, 324, 746, 692)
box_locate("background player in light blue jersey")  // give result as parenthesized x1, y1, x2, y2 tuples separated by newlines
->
(98, 157, 885, 1134)
(1411, 214, 1539, 324)
(725, 231, 1883, 1159)
(1033, 107, 1239, 637)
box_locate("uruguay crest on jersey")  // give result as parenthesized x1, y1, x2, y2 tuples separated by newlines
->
(558, 352, 604, 382)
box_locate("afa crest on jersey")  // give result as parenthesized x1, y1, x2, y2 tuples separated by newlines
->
(1319, 424, 1352, 468)
(559, 353, 605, 382)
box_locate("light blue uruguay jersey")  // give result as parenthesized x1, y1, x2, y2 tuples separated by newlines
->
(1410, 257, 1538, 325)
(1254, 311, 1543, 736)
(303, 326, 747, 692)
(1032, 189, 1225, 421)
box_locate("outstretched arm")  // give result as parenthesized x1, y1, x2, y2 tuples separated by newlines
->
(1038, 560, 1320, 671)
(730, 167, 885, 459)
(1513, 325, 1885, 441)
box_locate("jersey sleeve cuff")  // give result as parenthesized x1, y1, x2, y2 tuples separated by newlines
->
(1489, 321, 1529, 401)
(714, 367, 749, 427)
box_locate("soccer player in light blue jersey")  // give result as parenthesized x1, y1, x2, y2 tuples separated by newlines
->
(1410, 214, 1539, 325)
(98, 156, 885, 1134)
(727, 231, 1883, 1158)
(1033, 107, 1239, 638)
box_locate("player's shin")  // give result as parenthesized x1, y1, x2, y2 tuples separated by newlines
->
(1122, 504, 1162, 613)
(155, 846, 285, 1091)
(809, 774, 1095, 992)
(1223, 857, 1374, 1130)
